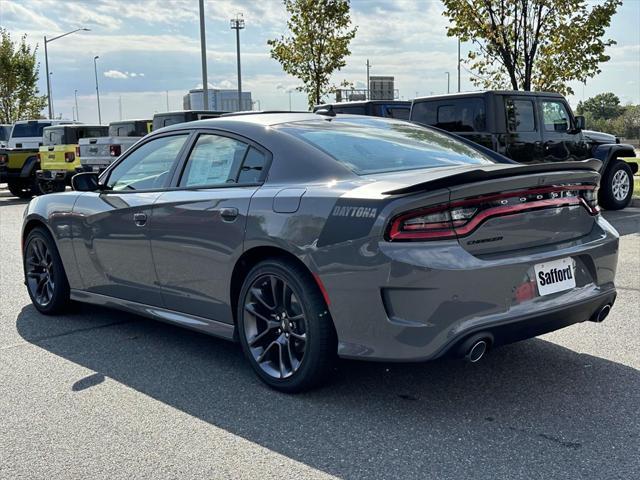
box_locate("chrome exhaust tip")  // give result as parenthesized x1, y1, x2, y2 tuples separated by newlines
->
(465, 339, 488, 363)
(592, 304, 611, 323)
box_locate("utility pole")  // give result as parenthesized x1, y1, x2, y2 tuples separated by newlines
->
(49, 72, 54, 118)
(366, 59, 371, 100)
(288, 90, 292, 111)
(166, 91, 170, 111)
(119, 95, 123, 120)
(457, 38, 461, 92)
(445, 72, 450, 94)
(74, 90, 79, 121)
(43, 28, 90, 119)
(94, 56, 102, 124)
(199, 0, 209, 110)
(230, 13, 245, 111)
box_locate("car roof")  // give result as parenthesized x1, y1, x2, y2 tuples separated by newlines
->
(316, 100, 411, 108)
(157, 112, 329, 131)
(44, 124, 105, 130)
(413, 90, 564, 102)
(109, 119, 151, 124)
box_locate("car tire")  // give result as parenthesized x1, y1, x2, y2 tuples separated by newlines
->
(237, 258, 337, 393)
(599, 160, 634, 210)
(7, 181, 34, 199)
(23, 227, 71, 315)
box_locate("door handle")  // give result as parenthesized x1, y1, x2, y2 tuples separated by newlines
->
(133, 212, 148, 226)
(218, 207, 239, 222)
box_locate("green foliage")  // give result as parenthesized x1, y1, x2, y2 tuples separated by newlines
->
(268, 0, 357, 109)
(577, 93, 640, 139)
(576, 92, 622, 120)
(0, 29, 47, 124)
(442, 0, 621, 96)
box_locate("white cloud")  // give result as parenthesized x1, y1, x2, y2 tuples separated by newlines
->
(104, 69, 128, 79)
(103, 70, 144, 79)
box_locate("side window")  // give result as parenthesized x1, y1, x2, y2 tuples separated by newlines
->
(237, 147, 267, 184)
(179, 134, 248, 187)
(107, 134, 188, 191)
(412, 99, 485, 132)
(506, 99, 536, 132)
(542, 101, 571, 132)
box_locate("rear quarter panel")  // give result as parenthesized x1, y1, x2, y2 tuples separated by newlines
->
(23, 192, 84, 289)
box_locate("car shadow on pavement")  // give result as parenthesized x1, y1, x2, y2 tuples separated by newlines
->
(16, 303, 640, 479)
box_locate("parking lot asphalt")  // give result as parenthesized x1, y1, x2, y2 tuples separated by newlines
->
(0, 187, 638, 480)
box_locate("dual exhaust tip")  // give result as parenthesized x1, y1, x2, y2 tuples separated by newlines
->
(590, 304, 611, 323)
(461, 303, 612, 363)
(460, 334, 492, 363)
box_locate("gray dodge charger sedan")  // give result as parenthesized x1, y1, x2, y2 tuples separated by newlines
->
(21, 112, 619, 392)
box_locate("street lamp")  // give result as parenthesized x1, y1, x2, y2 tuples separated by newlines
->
(445, 71, 450, 94)
(94, 56, 102, 124)
(198, 0, 209, 110)
(74, 90, 79, 122)
(44, 28, 90, 119)
(230, 13, 245, 111)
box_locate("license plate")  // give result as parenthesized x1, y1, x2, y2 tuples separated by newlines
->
(534, 257, 576, 296)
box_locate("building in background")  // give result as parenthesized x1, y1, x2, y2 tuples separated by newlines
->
(369, 76, 395, 100)
(334, 76, 398, 102)
(183, 88, 253, 112)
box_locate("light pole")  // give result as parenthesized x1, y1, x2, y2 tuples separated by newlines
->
(44, 28, 90, 119)
(74, 89, 79, 121)
(457, 38, 461, 92)
(445, 72, 450, 94)
(94, 56, 102, 124)
(230, 13, 245, 111)
(198, 0, 209, 110)
(366, 59, 371, 100)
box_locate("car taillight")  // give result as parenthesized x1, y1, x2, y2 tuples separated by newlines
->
(65, 152, 75, 163)
(75, 146, 80, 157)
(0, 154, 7, 165)
(110, 145, 121, 157)
(387, 185, 599, 242)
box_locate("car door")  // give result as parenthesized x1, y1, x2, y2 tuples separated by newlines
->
(72, 133, 191, 305)
(504, 96, 544, 163)
(149, 131, 269, 324)
(538, 98, 589, 162)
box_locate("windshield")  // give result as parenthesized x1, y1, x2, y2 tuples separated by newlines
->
(279, 117, 494, 175)
(12, 122, 51, 138)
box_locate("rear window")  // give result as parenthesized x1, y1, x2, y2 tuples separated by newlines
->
(384, 106, 410, 120)
(0, 126, 11, 141)
(43, 126, 108, 145)
(280, 117, 494, 175)
(411, 98, 486, 132)
(109, 121, 149, 137)
(12, 122, 51, 138)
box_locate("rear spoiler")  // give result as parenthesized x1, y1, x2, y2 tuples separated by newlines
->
(383, 159, 602, 195)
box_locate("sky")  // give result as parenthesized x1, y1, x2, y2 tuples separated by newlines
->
(1, 0, 639, 124)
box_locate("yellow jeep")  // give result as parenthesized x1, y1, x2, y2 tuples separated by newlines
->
(36, 124, 107, 192)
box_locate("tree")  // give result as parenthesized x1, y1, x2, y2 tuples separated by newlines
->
(442, 0, 621, 95)
(0, 29, 47, 124)
(268, 0, 357, 108)
(576, 92, 622, 120)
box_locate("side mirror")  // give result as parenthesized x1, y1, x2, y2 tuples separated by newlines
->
(574, 115, 586, 131)
(71, 172, 100, 192)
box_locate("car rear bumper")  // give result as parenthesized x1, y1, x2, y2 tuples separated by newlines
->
(36, 169, 74, 184)
(319, 215, 620, 361)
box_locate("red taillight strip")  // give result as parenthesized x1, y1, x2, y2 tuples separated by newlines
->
(387, 185, 597, 242)
(453, 197, 582, 236)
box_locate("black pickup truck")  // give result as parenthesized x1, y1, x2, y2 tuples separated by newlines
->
(410, 91, 638, 209)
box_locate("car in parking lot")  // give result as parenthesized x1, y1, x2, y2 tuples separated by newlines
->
(78, 119, 150, 173)
(314, 100, 411, 119)
(36, 124, 109, 192)
(410, 91, 638, 209)
(21, 113, 618, 392)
